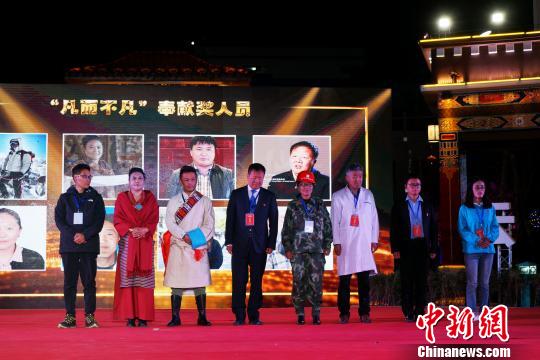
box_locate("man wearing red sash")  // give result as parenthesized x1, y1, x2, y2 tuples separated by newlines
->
(163, 165, 215, 326)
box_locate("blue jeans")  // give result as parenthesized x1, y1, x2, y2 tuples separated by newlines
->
(464, 253, 494, 312)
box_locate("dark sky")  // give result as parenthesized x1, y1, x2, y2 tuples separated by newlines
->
(0, 1, 535, 127)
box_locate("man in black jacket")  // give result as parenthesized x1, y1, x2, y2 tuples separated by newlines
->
(225, 163, 278, 325)
(390, 175, 438, 322)
(55, 163, 105, 328)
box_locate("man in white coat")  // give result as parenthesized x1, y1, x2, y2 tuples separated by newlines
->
(164, 165, 215, 326)
(331, 163, 379, 324)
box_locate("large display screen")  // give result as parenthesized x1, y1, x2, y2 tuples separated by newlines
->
(0, 85, 392, 308)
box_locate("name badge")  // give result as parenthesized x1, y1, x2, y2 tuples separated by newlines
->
(74, 212, 84, 225)
(350, 214, 360, 227)
(245, 213, 255, 226)
(476, 228, 484, 238)
(412, 224, 422, 238)
(304, 220, 314, 233)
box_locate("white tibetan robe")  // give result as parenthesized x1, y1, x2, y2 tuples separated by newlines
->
(163, 192, 215, 288)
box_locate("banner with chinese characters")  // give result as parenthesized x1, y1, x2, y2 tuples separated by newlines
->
(0, 85, 392, 308)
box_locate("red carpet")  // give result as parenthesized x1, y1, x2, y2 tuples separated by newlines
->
(0, 307, 539, 359)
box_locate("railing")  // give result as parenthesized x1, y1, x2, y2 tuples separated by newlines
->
(493, 202, 516, 273)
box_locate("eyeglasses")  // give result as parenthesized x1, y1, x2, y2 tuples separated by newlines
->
(407, 183, 421, 188)
(76, 174, 93, 180)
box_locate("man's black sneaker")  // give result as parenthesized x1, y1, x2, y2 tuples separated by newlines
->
(85, 313, 100, 328)
(58, 314, 76, 328)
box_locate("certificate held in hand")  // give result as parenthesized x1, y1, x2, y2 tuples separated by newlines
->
(187, 227, 207, 249)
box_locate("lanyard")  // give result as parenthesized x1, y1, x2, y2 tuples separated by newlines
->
(352, 189, 360, 210)
(300, 198, 314, 220)
(249, 190, 259, 213)
(475, 206, 485, 226)
(407, 200, 422, 224)
(73, 194, 87, 212)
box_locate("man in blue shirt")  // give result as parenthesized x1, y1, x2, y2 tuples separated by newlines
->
(390, 175, 438, 322)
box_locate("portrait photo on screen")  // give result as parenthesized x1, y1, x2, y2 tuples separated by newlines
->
(266, 206, 333, 271)
(0, 133, 47, 200)
(158, 135, 236, 200)
(97, 206, 118, 271)
(63, 134, 144, 200)
(0, 206, 46, 271)
(157, 207, 227, 271)
(253, 135, 331, 200)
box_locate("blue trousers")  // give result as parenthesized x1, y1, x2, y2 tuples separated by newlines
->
(464, 253, 494, 312)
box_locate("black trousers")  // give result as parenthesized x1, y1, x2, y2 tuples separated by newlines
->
(0, 171, 23, 198)
(337, 271, 370, 316)
(400, 238, 429, 317)
(61, 252, 97, 316)
(231, 245, 267, 321)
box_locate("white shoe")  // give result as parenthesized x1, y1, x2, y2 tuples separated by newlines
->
(473, 313, 480, 322)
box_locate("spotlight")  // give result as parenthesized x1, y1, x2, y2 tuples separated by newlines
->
(491, 11, 505, 25)
(437, 16, 452, 31)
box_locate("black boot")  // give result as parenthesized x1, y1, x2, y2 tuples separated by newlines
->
(195, 294, 211, 326)
(167, 294, 181, 326)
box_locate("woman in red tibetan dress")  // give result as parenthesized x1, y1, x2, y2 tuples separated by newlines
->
(113, 167, 159, 327)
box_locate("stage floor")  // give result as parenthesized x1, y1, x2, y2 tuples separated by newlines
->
(1, 307, 539, 359)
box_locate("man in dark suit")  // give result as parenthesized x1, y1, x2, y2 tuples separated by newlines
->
(225, 163, 278, 325)
(390, 175, 438, 322)
(268, 141, 330, 199)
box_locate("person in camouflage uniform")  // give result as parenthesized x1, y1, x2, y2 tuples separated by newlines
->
(281, 170, 332, 325)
